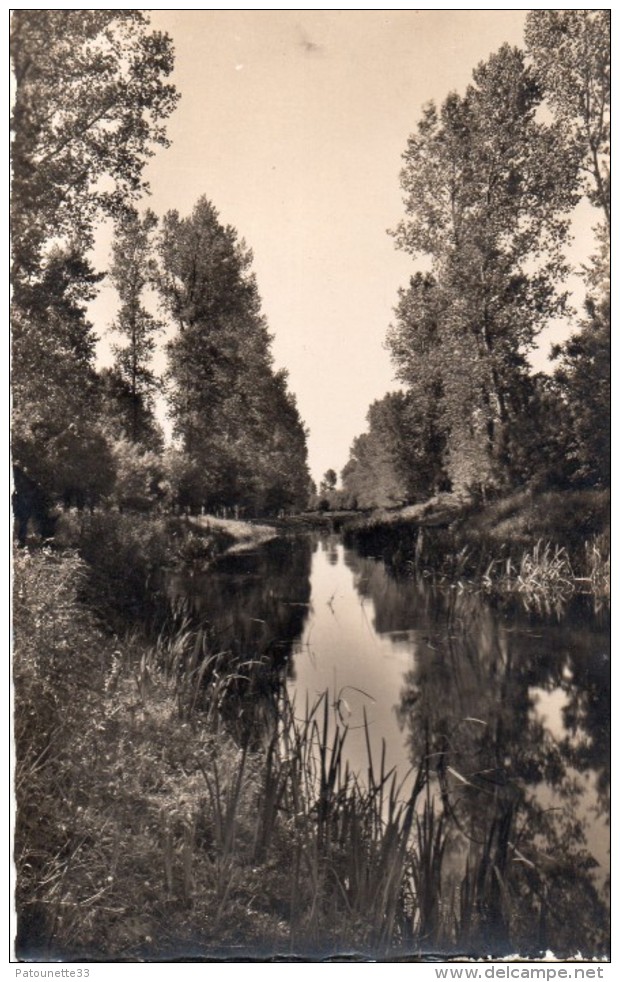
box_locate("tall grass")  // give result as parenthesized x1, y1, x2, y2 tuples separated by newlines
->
(515, 541, 574, 609)
(13, 551, 442, 958)
(14, 548, 608, 959)
(343, 489, 610, 607)
(479, 540, 576, 612)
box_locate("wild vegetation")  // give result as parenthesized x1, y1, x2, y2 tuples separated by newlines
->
(14, 548, 608, 959)
(342, 12, 609, 511)
(343, 489, 610, 609)
(12, 9, 609, 961)
(11, 11, 311, 534)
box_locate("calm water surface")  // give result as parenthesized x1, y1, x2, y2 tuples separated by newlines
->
(169, 532, 610, 897)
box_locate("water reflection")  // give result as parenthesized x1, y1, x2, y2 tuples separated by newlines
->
(292, 537, 610, 954)
(392, 589, 609, 952)
(168, 536, 313, 739)
(169, 536, 313, 663)
(170, 532, 609, 954)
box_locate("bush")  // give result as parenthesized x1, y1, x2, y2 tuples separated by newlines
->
(109, 437, 166, 512)
(54, 510, 173, 625)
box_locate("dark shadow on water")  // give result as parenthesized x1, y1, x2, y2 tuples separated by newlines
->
(167, 536, 313, 742)
(167, 534, 609, 956)
(343, 549, 610, 956)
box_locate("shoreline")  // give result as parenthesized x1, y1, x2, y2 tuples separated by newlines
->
(13, 490, 610, 958)
(339, 488, 610, 604)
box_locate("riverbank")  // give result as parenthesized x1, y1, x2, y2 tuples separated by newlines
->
(13, 497, 610, 958)
(15, 513, 419, 959)
(342, 488, 610, 604)
(47, 510, 278, 627)
(186, 513, 277, 552)
(263, 510, 361, 533)
(13, 546, 465, 959)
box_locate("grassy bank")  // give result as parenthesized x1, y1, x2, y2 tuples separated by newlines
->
(343, 489, 610, 606)
(13, 501, 610, 958)
(14, 542, 609, 959)
(12, 548, 438, 959)
(48, 510, 276, 628)
(265, 510, 361, 534)
(186, 514, 276, 553)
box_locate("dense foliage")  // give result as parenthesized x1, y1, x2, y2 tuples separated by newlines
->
(343, 17, 610, 506)
(11, 11, 178, 520)
(158, 197, 310, 515)
(107, 209, 164, 447)
(525, 10, 610, 232)
(341, 391, 445, 509)
(11, 13, 310, 531)
(12, 11, 610, 961)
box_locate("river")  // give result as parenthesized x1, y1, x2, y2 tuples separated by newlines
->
(167, 530, 610, 936)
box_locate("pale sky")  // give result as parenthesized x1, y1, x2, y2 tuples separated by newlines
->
(93, 10, 592, 485)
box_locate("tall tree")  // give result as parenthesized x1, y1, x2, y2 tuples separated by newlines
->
(250, 370, 311, 514)
(551, 296, 611, 489)
(342, 434, 405, 512)
(320, 470, 338, 494)
(342, 391, 446, 510)
(391, 45, 579, 493)
(526, 11, 611, 490)
(12, 246, 116, 510)
(158, 197, 310, 513)
(11, 11, 178, 278)
(11, 11, 178, 517)
(525, 10, 610, 233)
(158, 197, 265, 456)
(97, 368, 164, 455)
(387, 275, 448, 492)
(108, 209, 162, 445)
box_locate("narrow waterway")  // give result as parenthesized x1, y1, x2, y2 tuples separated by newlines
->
(168, 531, 610, 910)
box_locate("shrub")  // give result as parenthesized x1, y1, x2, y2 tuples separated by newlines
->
(54, 510, 173, 625)
(109, 437, 166, 512)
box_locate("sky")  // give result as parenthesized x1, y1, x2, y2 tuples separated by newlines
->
(93, 10, 593, 486)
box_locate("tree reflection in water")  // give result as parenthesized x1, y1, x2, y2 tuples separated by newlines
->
(347, 553, 609, 955)
(169, 535, 609, 956)
(167, 536, 314, 742)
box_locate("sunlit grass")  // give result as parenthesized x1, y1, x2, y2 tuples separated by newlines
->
(344, 489, 610, 606)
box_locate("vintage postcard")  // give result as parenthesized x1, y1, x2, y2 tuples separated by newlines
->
(11, 9, 610, 963)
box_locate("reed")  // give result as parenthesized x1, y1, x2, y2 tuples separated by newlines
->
(14, 549, 608, 960)
(584, 534, 610, 603)
(343, 489, 610, 605)
(514, 540, 575, 609)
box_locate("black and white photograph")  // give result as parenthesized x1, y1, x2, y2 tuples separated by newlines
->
(11, 9, 611, 963)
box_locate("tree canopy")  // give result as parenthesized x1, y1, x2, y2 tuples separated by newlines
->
(11, 11, 178, 276)
(389, 45, 580, 494)
(108, 209, 163, 446)
(11, 12, 609, 532)
(341, 392, 445, 509)
(158, 197, 310, 514)
(12, 16, 311, 524)
(348, 26, 609, 508)
(525, 10, 611, 491)
(11, 11, 179, 514)
(525, 10, 610, 232)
